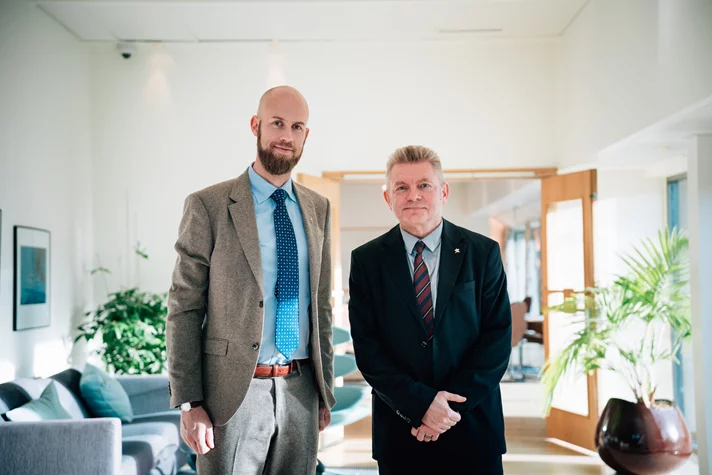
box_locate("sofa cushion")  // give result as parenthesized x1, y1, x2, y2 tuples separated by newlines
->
(0, 382, 32, 416)
(120, 453, 140, 475)
(51, 368, 91, 418)
(4, 381, 72, 422)
(122, 421, 180, 448)
(122, 428, 178, 475)
(80, 363, 134, 423)
(11, 377, 88, 420)
(121, 436, 170, 475)
(131, 411, 191, 448)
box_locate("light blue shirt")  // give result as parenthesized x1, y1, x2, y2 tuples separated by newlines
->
(400, 220, 444, 311)
(248, 165, 311, 364)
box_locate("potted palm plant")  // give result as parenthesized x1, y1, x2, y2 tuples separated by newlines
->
(542, 229, 693, 475)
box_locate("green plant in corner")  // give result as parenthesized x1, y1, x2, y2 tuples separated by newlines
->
(75, 243, 168, 375)
(541, 228, 690, 412)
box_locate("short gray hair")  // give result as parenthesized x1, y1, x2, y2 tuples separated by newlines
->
(386, 145, 445, 184)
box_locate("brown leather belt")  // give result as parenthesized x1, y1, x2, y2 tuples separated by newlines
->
(254, 359, 310, 378)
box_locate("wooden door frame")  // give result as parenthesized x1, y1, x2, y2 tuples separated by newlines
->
(540, 169, 599, 451)
(322, 167, 558, 182)
(295, 173, 343, 310)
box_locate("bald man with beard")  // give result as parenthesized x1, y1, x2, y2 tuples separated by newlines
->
(166, 86, 336, 475)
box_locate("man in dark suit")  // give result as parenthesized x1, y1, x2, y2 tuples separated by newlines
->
(348, 145, 512, 474)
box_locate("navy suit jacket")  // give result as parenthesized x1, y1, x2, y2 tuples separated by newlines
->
(348, 220, 512, 460)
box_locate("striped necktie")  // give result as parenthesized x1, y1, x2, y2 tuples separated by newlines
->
(414, 241, 434, 339)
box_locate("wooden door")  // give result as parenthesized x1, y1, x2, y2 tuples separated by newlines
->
(541, 169, 599, 450)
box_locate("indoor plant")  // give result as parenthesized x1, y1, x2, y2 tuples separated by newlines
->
(542, 229, 693, 475)
(75, 245, 168, 375)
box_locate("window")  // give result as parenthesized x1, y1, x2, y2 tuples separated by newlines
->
(504, 222, 542, 316)
(668, 175, 695, 435)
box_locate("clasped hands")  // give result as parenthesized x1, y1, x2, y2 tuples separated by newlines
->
(410, 391, 466, 443)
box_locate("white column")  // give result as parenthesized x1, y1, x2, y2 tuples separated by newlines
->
(688, 134, 712, 474)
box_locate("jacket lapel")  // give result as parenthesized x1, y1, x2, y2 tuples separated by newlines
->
(434, 220, 467, 330)
(292, 182, 322, 301)
(228, 170, 264, 297)
(381, 226, 426, 331)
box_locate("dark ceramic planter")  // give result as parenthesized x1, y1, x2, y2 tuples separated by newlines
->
(596, 398, 693, 475)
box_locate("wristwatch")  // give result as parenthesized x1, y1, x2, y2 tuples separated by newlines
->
(179, 401, 203, 412)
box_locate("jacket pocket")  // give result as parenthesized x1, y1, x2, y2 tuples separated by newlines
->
(453, 280, 475, 292)
(203, 337, 229, 356)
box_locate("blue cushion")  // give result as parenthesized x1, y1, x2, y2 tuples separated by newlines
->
(4, 381, 72, 422)
(80, 363, 134, 423)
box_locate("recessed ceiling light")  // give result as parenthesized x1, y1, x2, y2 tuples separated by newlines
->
(438, 28, 503, 34)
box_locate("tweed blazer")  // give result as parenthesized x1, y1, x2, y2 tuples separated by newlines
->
(166, 169, 335, 426)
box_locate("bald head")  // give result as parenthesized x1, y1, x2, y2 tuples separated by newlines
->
(251, 86, 311, 178)
(257, 86, 309, 122)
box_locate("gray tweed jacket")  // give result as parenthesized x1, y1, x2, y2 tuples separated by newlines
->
(166, 169, 336, 426)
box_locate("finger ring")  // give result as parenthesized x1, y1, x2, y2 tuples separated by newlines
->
(425, 435, 432, 439)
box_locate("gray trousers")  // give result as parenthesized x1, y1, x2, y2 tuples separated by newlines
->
(197, 363, 320, 475)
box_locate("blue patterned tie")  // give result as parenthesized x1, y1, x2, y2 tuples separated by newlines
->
(271, 189, 300, 359)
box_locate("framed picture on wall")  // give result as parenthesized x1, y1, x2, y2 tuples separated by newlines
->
(14, 226, 51, 331)
(0, 209, 2, 295)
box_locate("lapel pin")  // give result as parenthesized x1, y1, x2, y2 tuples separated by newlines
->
(455, 248, 460, 254)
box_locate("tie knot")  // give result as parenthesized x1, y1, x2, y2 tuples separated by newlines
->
(271, 189, 287, 204)
(415, 241, 427, 255)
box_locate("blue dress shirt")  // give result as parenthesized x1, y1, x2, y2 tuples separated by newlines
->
(248, 165, 311, 364)
(400, 220, 444, 311)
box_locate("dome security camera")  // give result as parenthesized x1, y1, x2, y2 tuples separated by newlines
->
(117, 42, 135, 60)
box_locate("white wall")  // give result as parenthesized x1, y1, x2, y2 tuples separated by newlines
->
(593, 169, 674, 410)
(339, 180, 533, 291)
(557, 0, 712, 167)
(88, 39, 557, 296)
(0, 0, 93, 382)
(340, 182, 481, 290)
(688, 135, 712, 473)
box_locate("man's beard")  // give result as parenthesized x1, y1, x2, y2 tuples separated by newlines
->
(257, 127, 303, 176)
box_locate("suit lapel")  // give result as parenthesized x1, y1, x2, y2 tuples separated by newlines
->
(434, 220, 467, 330)
(292, 182, 322, 301)
(228, 170, 264, 297)
(381, 226, 426, 331)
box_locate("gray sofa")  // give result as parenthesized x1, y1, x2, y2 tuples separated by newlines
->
(0, 367, 193, 475)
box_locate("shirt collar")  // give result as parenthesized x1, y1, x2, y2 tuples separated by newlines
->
(247, 164, 297, 205)
(400, 220, 444, 255)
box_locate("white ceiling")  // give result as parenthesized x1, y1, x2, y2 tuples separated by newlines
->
(596, 95, 712, 173)
(471, 179, 541, 227)
(36, 0, 589, 43)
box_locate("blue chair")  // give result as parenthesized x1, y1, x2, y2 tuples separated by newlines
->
(334, 354, 358, 378)
(317, 328, 371, 474)
(332, 326, 351, 346)
(331, 353, 369, 428)
(331, 385, 370, 427)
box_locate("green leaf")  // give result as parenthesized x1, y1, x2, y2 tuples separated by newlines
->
(76, 267, 168, 375)
(542, 228, 690, 410)
(90, 266, 112, 275)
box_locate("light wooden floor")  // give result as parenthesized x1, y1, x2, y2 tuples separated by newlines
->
(319, 382, 699, 474)
(318, 416, 699, 474)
